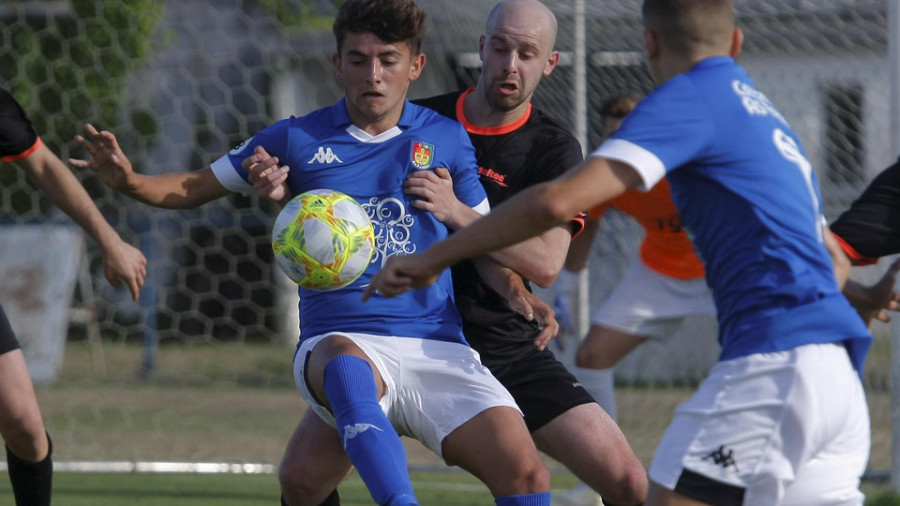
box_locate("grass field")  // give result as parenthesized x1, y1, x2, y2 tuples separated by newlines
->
(23, 339, 900, 504)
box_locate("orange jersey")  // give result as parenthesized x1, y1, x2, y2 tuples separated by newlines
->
(590, 178, 705, 279)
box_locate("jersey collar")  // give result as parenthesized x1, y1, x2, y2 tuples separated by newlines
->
(331, 97, 416, 130)
(455, 88, 532, 136)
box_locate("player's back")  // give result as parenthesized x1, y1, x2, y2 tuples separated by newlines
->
(603, 56, 871, 369)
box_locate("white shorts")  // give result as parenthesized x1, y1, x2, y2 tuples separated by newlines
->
(649, 343, 869, 505)
(294, 332, 520, 459)
(592, 260, 715, 339)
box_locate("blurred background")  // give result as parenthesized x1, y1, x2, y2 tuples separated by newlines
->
(0, 0, 896, 495)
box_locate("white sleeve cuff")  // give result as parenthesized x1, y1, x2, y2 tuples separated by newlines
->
(591, 138, 667, 191)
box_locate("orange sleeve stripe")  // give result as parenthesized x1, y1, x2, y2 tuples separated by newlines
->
(1, 137, 42, 163)
(833, 232, 878, 267)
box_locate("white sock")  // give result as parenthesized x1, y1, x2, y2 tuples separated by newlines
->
(573, 367, 616, 421)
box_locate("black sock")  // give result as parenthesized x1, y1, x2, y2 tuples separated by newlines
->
(281, 488, 340, 506)
(320, 489, 340, 506)
(7, 432, 52, 506)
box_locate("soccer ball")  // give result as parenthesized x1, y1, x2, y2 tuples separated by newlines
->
(272, 189, 375, 290)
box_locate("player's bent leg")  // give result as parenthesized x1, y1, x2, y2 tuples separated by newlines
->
(279, 410, 352, 506)
(0, 349, 49, 461)
(442, 406, 550, 501)
(0, 349, 52, 506)
(534, 403, 647, 506)
(296, 335, 417, 505)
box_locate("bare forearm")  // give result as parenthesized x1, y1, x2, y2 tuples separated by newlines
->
(17, 146, 122, 249)
(118, 169, 229, 209)
(484, 226, 571, 287)
(563, 217, 599, 273)
(423, 157, 638, 274)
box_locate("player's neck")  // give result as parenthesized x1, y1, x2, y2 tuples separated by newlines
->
(462, 88, 529, 128)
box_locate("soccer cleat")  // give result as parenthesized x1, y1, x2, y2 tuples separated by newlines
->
(551, 483, 604, 506)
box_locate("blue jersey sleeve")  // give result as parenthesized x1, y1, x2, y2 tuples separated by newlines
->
(210, 119, 292, 192)
(447, 122, 487, 209)
(597, 76, 716, 188)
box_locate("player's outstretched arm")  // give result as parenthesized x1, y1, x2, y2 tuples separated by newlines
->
(405, 167, 573, 287)
(366, 157, 642, 297)
(71, 124, 229, 209)
(14, 143, 146, 300)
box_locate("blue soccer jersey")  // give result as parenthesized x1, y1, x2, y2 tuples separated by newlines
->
(592, 57, 871, 371)
(211, 98, 488, 344)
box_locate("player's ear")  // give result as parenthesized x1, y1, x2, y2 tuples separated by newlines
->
(409, 53, 426, 81)
(730, 28, 744, 58)
(478, 34, 486, 61)
(332, 53, 343, 80)
(543, 50, 560, 77)
(644, 28, 660, 61)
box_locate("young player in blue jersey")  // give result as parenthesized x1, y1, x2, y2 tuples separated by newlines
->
(366, 0, 874, 504)
(245, 2, 647, 505)
(1, 86, 146, 506)
(70, 1, 554, 505)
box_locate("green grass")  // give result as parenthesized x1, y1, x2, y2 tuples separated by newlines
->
(0, 471, 895, 505)
(24, 340, 900, 503)
(0, 470, 578, 505)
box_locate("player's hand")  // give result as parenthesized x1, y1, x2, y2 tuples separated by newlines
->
(362, 253, 442, 301)
(243, 146, 290, 205)
(100, 238, 147, 301)
(508, 290, 558, 351)
(70, 124, 135, 193)
(404, 168, 465, 227)
(854, 257, 900, 324)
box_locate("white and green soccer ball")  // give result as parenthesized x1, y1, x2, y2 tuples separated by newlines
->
(272, 189, 375, 290)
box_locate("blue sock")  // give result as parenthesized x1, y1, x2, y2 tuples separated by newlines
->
(495, 492, 552, 506)
(324, 355, 418, 506)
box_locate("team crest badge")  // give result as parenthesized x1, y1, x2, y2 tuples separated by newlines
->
(412, 141, 434, 170)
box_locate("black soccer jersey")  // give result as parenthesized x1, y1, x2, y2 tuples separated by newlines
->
(0, 87, 40, 162)
(830, 158, 900, 265)
(414, 89, 584, 363)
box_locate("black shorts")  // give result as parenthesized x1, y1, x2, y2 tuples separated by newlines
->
(482, 347, 595, 432)
(0, 304, 21, 355)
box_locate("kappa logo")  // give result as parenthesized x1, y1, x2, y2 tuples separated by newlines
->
(702, 445, 740, 472)
(342, 423, 384, 443)
(308, 147, 344, 164)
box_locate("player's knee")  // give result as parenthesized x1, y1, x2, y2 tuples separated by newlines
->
(605, 459, 649, 506)
(0, 411, 46, 460)
(279, 460, 324, 506)
(575, 344, 614, 370)
(507, 459, 551, 495)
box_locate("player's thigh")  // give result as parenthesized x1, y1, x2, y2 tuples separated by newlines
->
(0, 349, 44, 435)
(279, 410, 351, 494)
(441, 405, 549, 497)
(486, 347, 594, 432)
(533, 402, 647, 504)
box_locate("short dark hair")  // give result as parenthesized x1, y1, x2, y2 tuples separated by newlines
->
(333, 0, 427, 55)
(642, 0, 734, 55)
(600, 93, 641, 119)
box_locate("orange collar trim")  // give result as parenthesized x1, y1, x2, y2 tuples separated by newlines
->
(456, 88, 532, 136)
